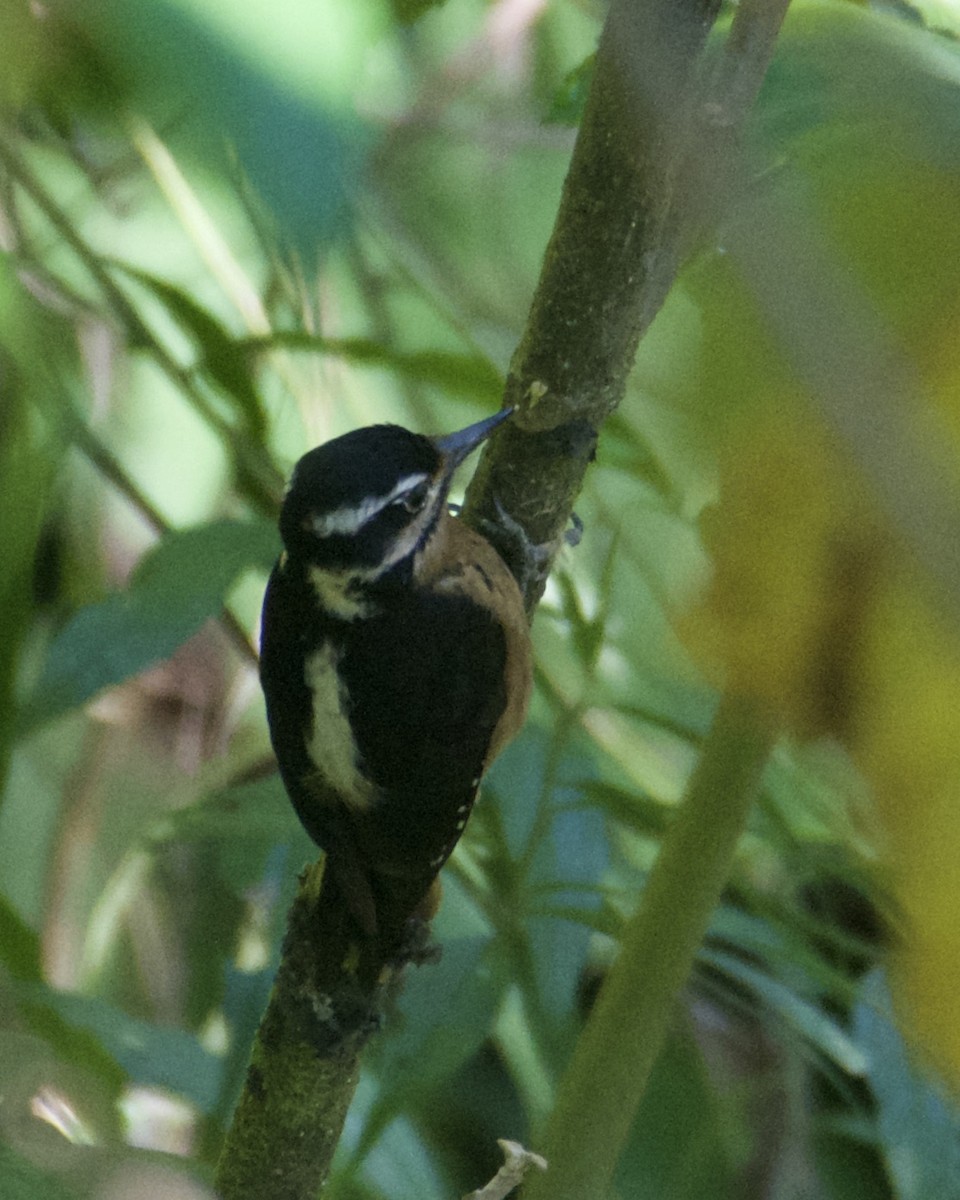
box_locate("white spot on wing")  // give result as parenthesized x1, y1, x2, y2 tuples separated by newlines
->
(304, 643, 377, 812)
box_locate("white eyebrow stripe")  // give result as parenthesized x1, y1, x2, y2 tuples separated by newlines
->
(307, 472, 429, 538)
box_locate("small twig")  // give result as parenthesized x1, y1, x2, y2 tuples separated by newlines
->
(462, 1140, 548, 1200)
(706, 0, 793, 127)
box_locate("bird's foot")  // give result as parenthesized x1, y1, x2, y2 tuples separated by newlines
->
(389, 915, 442, 968)
(482, 496, 581, 598)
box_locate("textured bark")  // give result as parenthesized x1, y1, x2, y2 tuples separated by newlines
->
(214, 864, 400, 1199)
(463, 0, 724, 607)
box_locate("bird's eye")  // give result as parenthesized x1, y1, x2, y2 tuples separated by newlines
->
(396, 481, 430, 514)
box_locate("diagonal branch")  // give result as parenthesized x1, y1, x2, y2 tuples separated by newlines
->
(215, 0, 792, 1197)
(463, 0, 725, 605)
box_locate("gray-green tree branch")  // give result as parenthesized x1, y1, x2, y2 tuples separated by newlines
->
(215, 0, 791, 1197)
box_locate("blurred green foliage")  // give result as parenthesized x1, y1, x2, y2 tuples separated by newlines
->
(2, 0, 960, 1198)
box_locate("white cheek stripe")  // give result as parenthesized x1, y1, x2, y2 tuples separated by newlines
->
(303, 644, 376, 811)
(307, 472, 430, 538)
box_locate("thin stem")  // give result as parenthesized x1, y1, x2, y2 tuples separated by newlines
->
(0, 127, 283, 515)
(50, 390, 260, 666)
(708, 0, 793, 127)
(130, 118, 273, 337)
(523, 692, 777, 1200)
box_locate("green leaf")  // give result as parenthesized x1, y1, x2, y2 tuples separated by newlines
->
(545, 53, 596, 126)
(481, 723, 550, 860)
(554, 570, 605, 672)
(0, 266, 67, 803)
(388, 0, 448, 25)
(214, 963, 277, 1128)
(169, 776, 303, 845)
(525, 801, 607, 1025)
(16, 984, 223, 1112)
(0, 1144, 81, 1200)
(13, 987, 128, 1099)
(599, 413, 686, 506)
(362, 934, 504, 1152)
(854, 970, 960, 1200)
(164, 776, 311, 892)
(349, 1101, 446, 1198)
(3, 944, 128, 1096)
(0, 893, 43, 981)
(703, 947, 868, 1076)
(579, 780, 673, 837)
(117, 265, 267, 439)
(617, 1027, 742, 1199)
(708, 901, 858, 1008)
(240, 333, 503, 403)
(75, 0, 364, 252)
(20, 519, 278, 730)
(755, 3, 960, 170)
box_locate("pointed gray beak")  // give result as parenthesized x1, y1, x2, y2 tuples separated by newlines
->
(433, 407, 514, 472)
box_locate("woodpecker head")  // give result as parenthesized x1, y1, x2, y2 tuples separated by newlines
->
(278, 408, 512, 579)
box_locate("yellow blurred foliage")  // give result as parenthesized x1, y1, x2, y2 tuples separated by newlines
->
(677, 1, 960, 1082)
(687, 402, 881, 737)
(853, 571, 960, 1082)
(0, 4, 51, 108)
(688, 393, 960, 1088)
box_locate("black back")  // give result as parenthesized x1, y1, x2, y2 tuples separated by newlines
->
(260, 555, 507, 885)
